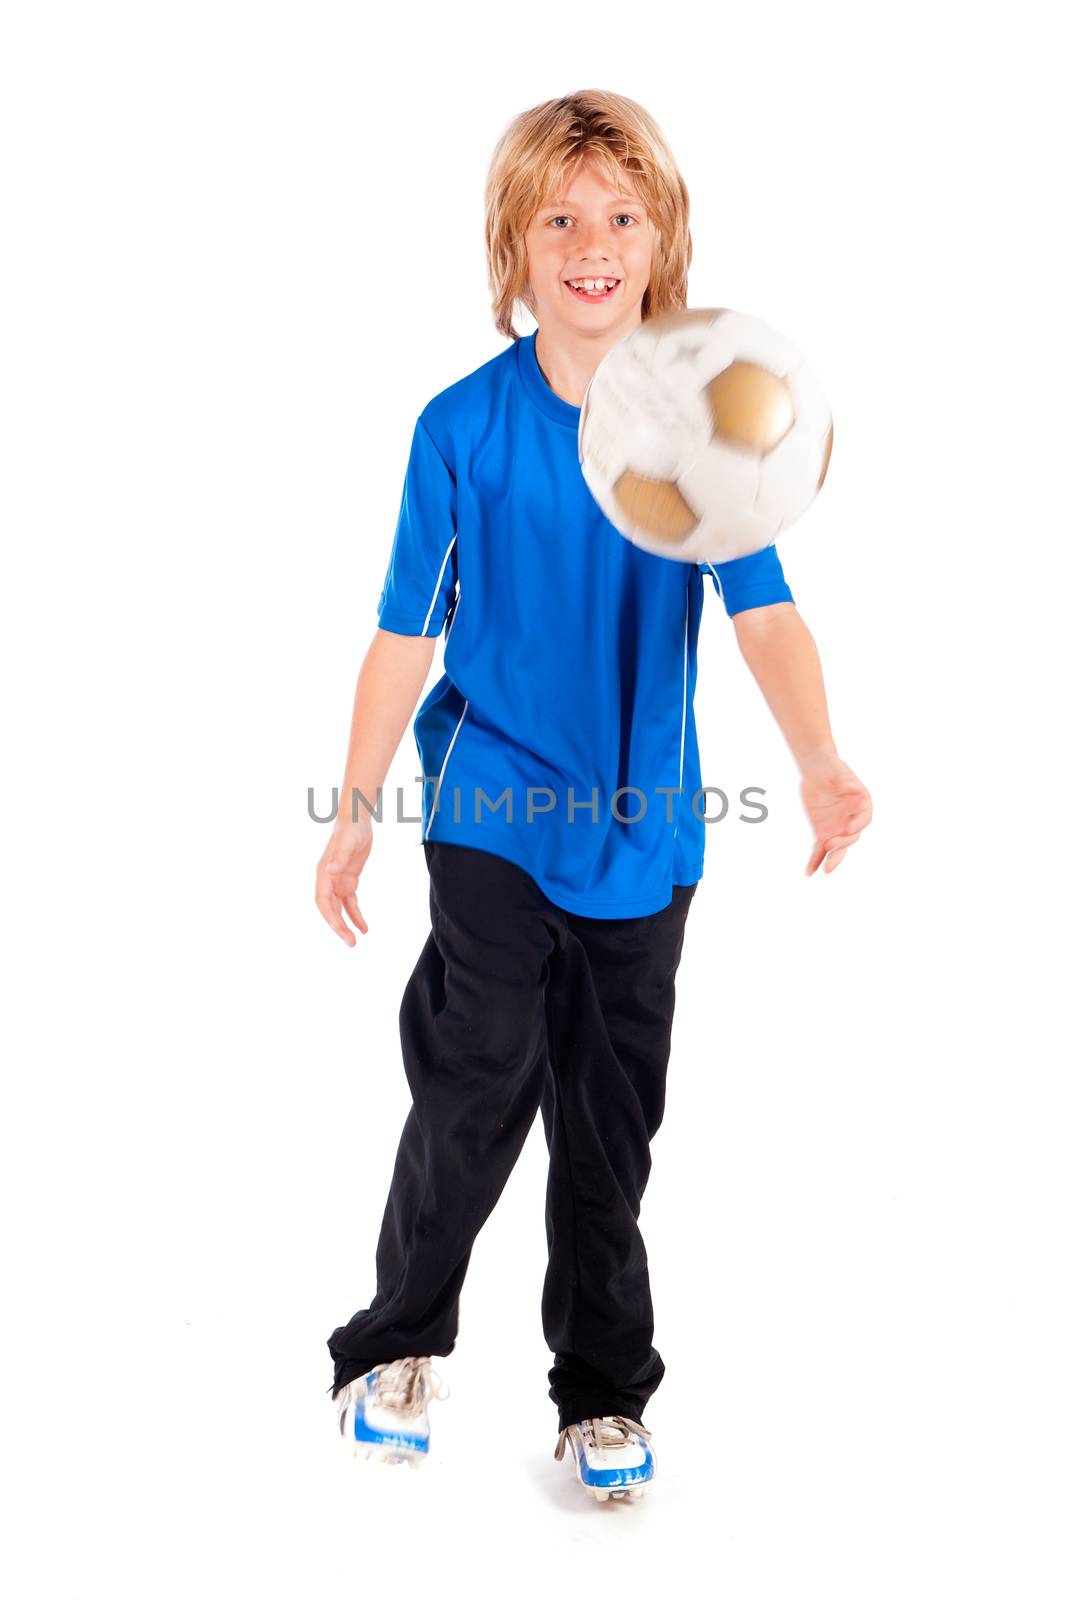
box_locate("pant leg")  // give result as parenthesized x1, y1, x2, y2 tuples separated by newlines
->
(539, 881, 698, 1429)
(328, 841, 560, 1398)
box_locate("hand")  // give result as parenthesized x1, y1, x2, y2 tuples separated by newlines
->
(800, 752, 873, 876)
(315, 817, 373, 946)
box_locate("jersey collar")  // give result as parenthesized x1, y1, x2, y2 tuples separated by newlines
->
(516, 330, 581, 430)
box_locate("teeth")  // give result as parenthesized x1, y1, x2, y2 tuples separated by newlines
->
(568, 278, 618, 291)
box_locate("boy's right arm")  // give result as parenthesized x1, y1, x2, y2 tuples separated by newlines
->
(314, 627, 438, 946)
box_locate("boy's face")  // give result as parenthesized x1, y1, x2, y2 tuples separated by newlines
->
(523, 157, 653, 344)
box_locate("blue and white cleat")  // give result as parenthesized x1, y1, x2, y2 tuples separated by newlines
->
(335, 1356, 450, 1469)
(553, 1414, 656, 1501)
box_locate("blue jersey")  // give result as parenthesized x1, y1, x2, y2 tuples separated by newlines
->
(375, 329, 795, 918)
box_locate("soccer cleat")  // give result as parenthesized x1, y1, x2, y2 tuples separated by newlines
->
(335, 1356, 450, 1468)
(553, 1414, 656, 1501)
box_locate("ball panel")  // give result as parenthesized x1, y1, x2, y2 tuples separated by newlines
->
(682, 508, 778, 565)
(710, 309, 804, 372)
(648, 310, 738, 390)
(581, 331, 710, 481)
(677, 438, 760, 524)
(753, 425, 820, 527)
(707, 362, 795, 453)
(783, 362, 832, 435)
(613, 469, 699, 543)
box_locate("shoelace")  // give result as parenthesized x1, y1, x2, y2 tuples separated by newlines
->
(553, 1413, 653, 1462)
(337, 1355, 451, 1418)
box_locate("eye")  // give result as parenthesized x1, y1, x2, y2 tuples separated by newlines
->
(546, 213, 641, 229)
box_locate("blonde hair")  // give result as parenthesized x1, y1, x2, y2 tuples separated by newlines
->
(484, 90, 692, 343)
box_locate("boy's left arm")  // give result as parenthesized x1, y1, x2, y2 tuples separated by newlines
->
(732, 601, 873, 875)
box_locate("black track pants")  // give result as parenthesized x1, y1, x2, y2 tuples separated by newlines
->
(327, 839, 697, 1430)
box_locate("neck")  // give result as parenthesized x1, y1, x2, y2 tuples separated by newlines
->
(532, 323, 637, 409)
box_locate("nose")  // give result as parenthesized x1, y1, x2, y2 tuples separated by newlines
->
(576, 219, 613, 264)
(579, 232, 614, 268)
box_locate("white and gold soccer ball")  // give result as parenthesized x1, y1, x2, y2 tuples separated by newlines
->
(577, 307, 834, 565)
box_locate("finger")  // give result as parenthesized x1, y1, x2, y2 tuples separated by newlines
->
(315, 887, 357, 946)
(808, 835, 857, 874)
(824, 831, 862, 852)
(326, 860, 366, 920)
(342, 893, 369, 935)
(806, 842, 827, 875)
(329, 907, 357, 945)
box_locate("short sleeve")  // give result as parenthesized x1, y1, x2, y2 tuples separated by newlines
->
(699, 543, 794, 618)
(376, 414, 459, 637)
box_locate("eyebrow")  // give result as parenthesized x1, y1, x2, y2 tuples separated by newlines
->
(540, 195, 644, 210)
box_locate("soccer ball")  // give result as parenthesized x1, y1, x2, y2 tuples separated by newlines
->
(577, 307, 834, 565)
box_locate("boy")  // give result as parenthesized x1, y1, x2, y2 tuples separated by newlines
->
(315, 90, 872, 1501)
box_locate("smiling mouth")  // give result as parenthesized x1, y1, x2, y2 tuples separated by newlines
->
(564, 277, 622, 302)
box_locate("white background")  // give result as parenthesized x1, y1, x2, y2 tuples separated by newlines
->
(3, 1, 1064, 1594)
